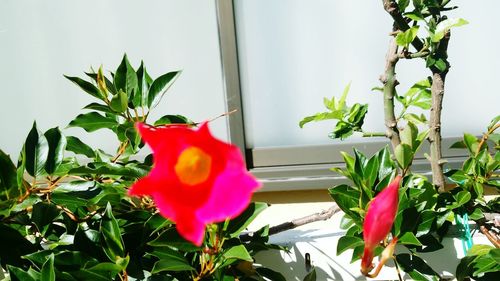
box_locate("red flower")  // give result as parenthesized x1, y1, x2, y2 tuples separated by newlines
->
(361, 175, 401, 275)
(128, 122, 261, 245)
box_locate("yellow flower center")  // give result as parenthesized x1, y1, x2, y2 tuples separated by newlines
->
(174, 147, 212, 186)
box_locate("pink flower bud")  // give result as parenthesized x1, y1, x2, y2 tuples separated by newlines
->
(361, 175, 401, 275)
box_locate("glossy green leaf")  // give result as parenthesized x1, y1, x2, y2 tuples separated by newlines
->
(399, 232, 423, 246)
(68, 112, 118, 132)
(7, 265, 38, 281)
(148, 71, 181, 108)
(444, 169, 469, 186)
(40, 254, 55, 281)
(32, 202, 61, 233)
(395, 143, 414, 169)
(100, 203, 124, 261)
(401, 122, 418, 149)
(396, 253, 440, 280)
(64, 75, 102, 100)
(223, 245, 253, 262)
(24, 122, 49, 177)
(151, 259, 194, 273)
(336, 236, 364, 255)
(154, 115, 193, 126)
(431, 18, 468, 42)
(467, 245, 494, 257)
(487, 115, 500, 131)
(44, 127, 66, 174)
(398, 0, 410, 12)
(463, 133, 479, 155)
(449, 191, 472, 210)
(65, 136, 94, 158)
(114, 54, 138, 98)
(148, 228, 201, 252)
(226, 202, 268, 237)
(396, 26, 419, 47)
(109, 90, 128, 113)
(0, 149, 21, 200)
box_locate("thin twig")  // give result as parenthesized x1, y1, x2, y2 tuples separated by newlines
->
(476, 123, 500, 156)
(480, 225, 500, 248)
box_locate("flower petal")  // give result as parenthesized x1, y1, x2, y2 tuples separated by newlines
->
(197, 145, 261, 223)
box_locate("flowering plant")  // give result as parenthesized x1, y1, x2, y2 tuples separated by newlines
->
(301, 0, 499, 280)
(0, 55, 285, 281)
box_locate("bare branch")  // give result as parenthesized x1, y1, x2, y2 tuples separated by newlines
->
(240, 205, 340, 241)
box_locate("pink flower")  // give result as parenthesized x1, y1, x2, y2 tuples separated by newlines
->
(128, 122, 261, 245)
(361, 175, 401, 275)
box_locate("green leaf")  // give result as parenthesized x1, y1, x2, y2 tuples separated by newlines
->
(68, 112, 118, 132)
(463, 133, 479, 155)
(7, 265, 38, 281)
(148, 228, 201, 252)
(469, 208, 484, 221)
(44, 127, 66, 174)
(487, 115, 500, 131)
(0, 149, 21, 201)
(64, 75, 102, 100)
(401, 121, 418, 149)
(337, 82, 351, 111)
(444, 169, 469, 186)
(223, 245, 253, 262)
(395, 143, 414, 169)
(434, 58, 447, 72)
(113, 54, 138, 98)
(83, 103, 116, 115)
(399, 232, 423, 246)
(336, 236, 364, 255)
(396, 26, 419, 47)
(151, 259, 194, 273)
(148, 71, 181, 108)
(299, 111, 344, 128)
(40, 254, 55, 281)
(467, 244, 494, 257)
(154, 115, 193, 126)
(32, 202, 61, 233)
(448, 191, 472, 210)
(24, 122, 49, 177)
(405, 12, 424, 21)
(431, 18, 468, 42)
(100, 203, 124, 261)
(65, 136, 95, 158)
(396, 253, 440, 280)
(109, 90, 128, 113)
(226, 202, 268, 237)
(148, 247, 194, 273)
(398, 0, 410, 12)
(133, 61, 149, 107)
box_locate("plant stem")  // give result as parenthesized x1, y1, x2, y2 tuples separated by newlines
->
(380, 37, 401, 151)
(240, 205, 340, 241)
(382, 0, 424, 52)
(428, 29, 450, 193)
(476, 123, 500, 156)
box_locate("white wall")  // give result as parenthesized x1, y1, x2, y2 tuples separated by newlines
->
(235, 0, 500, 148)
(0, 0, 228, 160)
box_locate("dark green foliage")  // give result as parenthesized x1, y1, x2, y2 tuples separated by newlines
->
(0, 57, 282, 280)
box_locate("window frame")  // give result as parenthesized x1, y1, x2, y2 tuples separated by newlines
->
(214, 0, 468, 191)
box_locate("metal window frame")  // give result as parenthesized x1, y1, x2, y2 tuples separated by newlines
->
(215, 0, 468, 191)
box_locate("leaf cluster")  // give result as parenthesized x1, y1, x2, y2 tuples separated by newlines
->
(0, 56, 283, 281)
